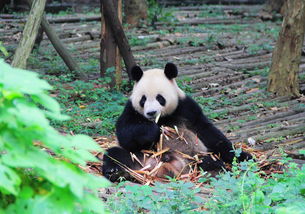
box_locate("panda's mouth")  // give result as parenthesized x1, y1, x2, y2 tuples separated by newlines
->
(145, 112, 161, 122)
(146, 115, 157, 121)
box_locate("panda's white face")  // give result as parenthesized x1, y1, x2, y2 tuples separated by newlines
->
(131, 68, 185, 120)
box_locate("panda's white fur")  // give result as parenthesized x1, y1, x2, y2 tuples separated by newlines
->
(130, 68, 185, 119)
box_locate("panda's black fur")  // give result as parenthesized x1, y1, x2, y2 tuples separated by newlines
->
(102, 63, 252, 182)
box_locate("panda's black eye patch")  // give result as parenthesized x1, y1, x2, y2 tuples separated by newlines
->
(156, 94, 166, 106)
(139, 95, 146, 108)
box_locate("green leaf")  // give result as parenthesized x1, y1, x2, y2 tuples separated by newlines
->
(19, 186, 34, 199)
(31, 94, 61, 113)
(0, 60, 52, 94)
(31, 187, 74, 214)
(69, 135, 101, 151)
(0, 165, 21, 195)
(0, 42, 9, 57)
(254, 190, 265, 203)
(299, 150, 305, 155)
(11, 101, 50, 128)
(44, 111, 70, 121)
(79, 192, 108, 214)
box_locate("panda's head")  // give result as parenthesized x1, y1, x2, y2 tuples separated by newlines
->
(130, 63, 185, 120)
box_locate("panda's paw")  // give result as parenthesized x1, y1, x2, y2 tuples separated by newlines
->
(237, 151, 253, 162)
(220, 152, 235, 164)
(138, 123, 161, 149)
(102, 165, 127, 182)
(151, 122, 161, 140)
(199, 156, 227, 171)
(103, 167, 119, 179)
(221, 150, 253, 163)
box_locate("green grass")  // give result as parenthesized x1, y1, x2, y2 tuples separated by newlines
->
(247, 42, 273, 54)
(198, 8, 224, 18)
(176, 34, 219, 48)
(50, 79, 127, 136)
(129, 36, 151, 47)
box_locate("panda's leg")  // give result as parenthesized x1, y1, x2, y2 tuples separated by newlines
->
(102, 146, 143, 182)
(176, 96, 252, 163)
(198, 156, 226, 171)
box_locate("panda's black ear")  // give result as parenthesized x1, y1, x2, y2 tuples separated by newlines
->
(130, 65, 143, 82)
(164, 63, 178, 80)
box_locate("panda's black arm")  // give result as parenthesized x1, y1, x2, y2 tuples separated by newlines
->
(175, 96, 249, 163)
(102, 146, 144, 182)
(116, 100, 160, 152)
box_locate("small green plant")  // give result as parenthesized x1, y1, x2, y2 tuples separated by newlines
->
(147, 0, 176, 28)
(52, 78, 127, 136)
(208, 110, 228, 120)
(195, 97, 217, 106)
(106, 181, 204, 213)
(246, 115, 257, 121)
(51, 8, 74, 16)
(184, 58, 200, 64)
(0, 41, 9, 57)
(177, 34, 218, 48)
(199, 56, 214, 64)
(227, 125, 241, 132)
(236, 119, 246, 124)
(0, 60, 108, 213)
(195, 97, 229, 119)
(205, 159, 305, 213)
(129, 36, 151, 47)
(28, 49, 69, 75)
(177, 77, 194, 94)
(266, 123, 280, 129)
(264, 136, 285, 143)
(198, 8, 223, 18)
(261, 101, 279, 108)
(106, 157, 305, 214)
(247, 42, 273, 54)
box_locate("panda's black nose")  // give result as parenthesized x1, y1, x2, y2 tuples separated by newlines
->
(147, 111, 157, 117)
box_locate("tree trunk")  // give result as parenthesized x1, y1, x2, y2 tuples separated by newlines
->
(259, 0, 285, 20)
(0, 0, 10, 11)
(33, 26, 44, 50)
(11, 0, 46, 68)
(100, 0, 136, 80)
(115, 0, 123, 88)
(267, 0, 305, 97)
(100, 0, 122, 87)
(15, 0, 85, 79)
(124, 0, 148, 27)
(264, 0, 285, 14)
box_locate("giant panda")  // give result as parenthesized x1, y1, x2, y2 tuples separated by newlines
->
(102, 63, 252, 182)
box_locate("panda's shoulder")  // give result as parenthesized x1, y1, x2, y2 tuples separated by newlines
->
(117, 100, 146, 122)
(123, 100, 134, 112)
(178, 95, 199, 108)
